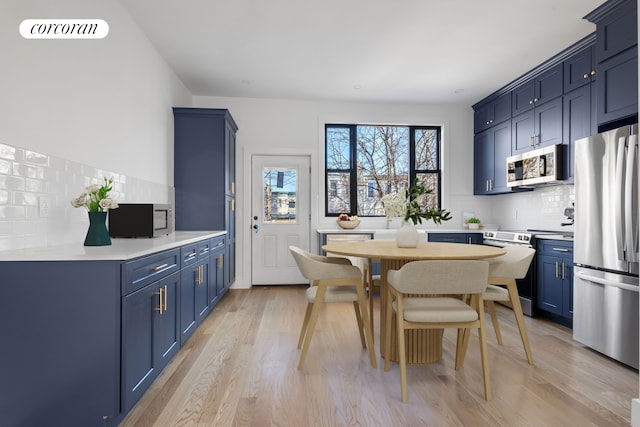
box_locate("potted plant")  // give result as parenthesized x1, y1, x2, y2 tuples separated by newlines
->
(467, 217, 481, 230)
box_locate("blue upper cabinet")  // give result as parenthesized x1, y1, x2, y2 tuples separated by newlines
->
(474, 120, 512, 195)
(511, 64, 563, 116)
(474, 92, 511, 134)
(511, 96, 563, 155)
(585, 0, 638, 129)
(564, 44, 596, 93)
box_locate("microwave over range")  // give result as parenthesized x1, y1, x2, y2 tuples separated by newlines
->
(108, 203, 173, 238)
(507, 144, 563, 187)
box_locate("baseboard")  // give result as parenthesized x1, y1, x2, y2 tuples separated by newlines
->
(632, 398, 640, 426)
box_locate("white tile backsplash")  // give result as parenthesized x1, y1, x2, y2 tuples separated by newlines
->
(0, 142, 174, 251)
(488, 184, 575, 232)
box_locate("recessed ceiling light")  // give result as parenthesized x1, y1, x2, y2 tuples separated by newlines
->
(241, 79, 251, 85)
(454, 88, 464, 94)
(353, 84, 362, 90)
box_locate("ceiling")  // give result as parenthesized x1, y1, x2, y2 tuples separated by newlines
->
(119, 0, 604, 106)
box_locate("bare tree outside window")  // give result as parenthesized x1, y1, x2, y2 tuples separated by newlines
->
(326, 124, 442, 217)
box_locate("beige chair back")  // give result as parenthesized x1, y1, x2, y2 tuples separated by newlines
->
(387, 260, 489, 295)
(289, 246, 361, 281)
(486, 246, 535, 279)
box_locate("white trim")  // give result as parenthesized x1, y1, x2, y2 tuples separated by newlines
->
(234, 145, 315, 289)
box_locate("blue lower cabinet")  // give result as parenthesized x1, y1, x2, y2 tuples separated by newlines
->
(536, 240, 573, 323)
(122, 270, 180, 412)
(1, 235, 226, 425)
(428, 232, 482, 244)
(180, 258, 210, 345)
(1, 261, 121, 427)
(209, 236, 226, 306)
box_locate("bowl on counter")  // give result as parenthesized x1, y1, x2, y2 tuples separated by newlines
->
(336, 219, 360, 229)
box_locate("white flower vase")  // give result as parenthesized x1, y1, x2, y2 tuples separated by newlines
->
(396, 221, 419, 248)
(387, 217, 403, 229)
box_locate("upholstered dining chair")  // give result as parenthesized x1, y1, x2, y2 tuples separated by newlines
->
(384, 260, 491, 402)
(289, 246, 377, 370)
(482, 246, 536, 365)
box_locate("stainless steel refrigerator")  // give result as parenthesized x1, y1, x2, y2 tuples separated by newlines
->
(573, 125, 639, 370)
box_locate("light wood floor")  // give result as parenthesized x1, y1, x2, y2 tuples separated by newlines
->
(120, 286, 638, 427)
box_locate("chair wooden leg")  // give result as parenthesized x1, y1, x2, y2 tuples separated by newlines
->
(297, 303, 312, 349)
(455, 328, 467, 370)
(369, 282, 375, 344)
(486, 301, 503, 345)
(353, 301, 366, 349)
(507, 281, 534, 365)
(457, 326, 472, 370)
(476, 295, 492, 401)
(384, 289, 393, 372)
(298, 287, 327, 370)
(356, 281, 377, 368)
(395, 296, 408, 403)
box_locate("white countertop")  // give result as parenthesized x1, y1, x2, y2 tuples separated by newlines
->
(0, 231, 226, 262)
(317, 228, 477, 234)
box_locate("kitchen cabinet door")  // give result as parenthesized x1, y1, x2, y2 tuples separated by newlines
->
(474, 120, 511, 195)
(596, 46, 638, 127)
(564, 44, 596, 93)
(122, 271, 180, 412)
(474, 92, 511, 133)
(512, 96, 563, 155)
(563, 83, 593, 182)
(512, 64, 563, 116)
(536, 240, 573, 322)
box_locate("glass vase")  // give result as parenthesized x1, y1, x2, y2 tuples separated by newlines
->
(84, 211, 112, 246)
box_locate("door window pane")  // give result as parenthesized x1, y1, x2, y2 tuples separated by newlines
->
(263, 167, 297, 223)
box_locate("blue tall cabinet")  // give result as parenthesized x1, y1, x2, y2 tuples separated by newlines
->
(173, 108, 238, 289)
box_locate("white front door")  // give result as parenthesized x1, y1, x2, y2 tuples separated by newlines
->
(251, 155, 310, 285)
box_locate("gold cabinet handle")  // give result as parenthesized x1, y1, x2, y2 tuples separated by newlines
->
(562, 262, 565, 280)
(163, 284, 168, 311)
(218, 254, 223, 268)
(555, 261, 558, 278)
(231, 182, 235, 194)
(153, 263, 169, 271)
(155, 287, 164, 314)
(583, 73, 589, 79)
(591, 70, 596, 76)
(231, 199, 235, 211)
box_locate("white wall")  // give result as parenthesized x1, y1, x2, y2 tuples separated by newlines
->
(192, 95, 495, 288)
(0, 0, 191, 186)
(0, 0, 191, 249)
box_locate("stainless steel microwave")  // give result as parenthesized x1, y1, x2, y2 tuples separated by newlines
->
(507, 144, 563, 187)
(108, 203, 173, 238)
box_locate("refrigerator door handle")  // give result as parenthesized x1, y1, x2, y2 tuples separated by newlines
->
(575, 270, 640, 293)
(625, 135, 639, 262)
(615, 137, 627, 260)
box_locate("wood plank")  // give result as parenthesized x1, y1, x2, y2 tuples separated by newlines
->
(120, 286, 637, 427)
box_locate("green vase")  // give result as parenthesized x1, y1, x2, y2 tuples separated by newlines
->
(84, 211, 112, 246)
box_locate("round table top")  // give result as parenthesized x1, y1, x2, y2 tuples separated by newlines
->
(322, 240, 506, 260)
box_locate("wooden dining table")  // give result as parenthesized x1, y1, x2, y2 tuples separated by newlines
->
(322, 239, 506, 365)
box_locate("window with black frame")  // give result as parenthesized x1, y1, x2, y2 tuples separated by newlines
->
(325, 124, 442, 217)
